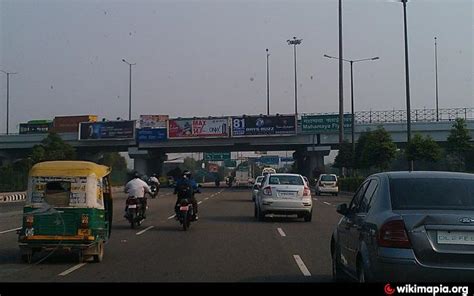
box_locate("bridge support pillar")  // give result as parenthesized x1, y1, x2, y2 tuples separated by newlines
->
(128, 148, 167, 177)
(294, 146, 331, 181)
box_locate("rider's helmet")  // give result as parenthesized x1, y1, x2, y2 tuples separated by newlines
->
(133, 171, 141, 179)
(152, 173, 157, 178)
(183, 170, 192, 179)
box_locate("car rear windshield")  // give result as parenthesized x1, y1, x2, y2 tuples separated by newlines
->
(269, 175, 304, 186)
(321, 175, 336, 182)
(390, 178, 474, 210)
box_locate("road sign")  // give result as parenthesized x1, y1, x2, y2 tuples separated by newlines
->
(204, 152, 231, 161)
(259, 155, 280, 165)
(301, 114, 352, 133)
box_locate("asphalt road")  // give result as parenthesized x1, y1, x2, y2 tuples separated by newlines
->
(0, 188, 352, 282)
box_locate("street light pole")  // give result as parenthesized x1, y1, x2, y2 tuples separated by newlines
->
(122, 59, 136, 120)
(0, 70, 18, 135)
(323, 55, 379, 156)
(401, 0, 413, 171)
(434, 37, 439, 121)
(287, 37, 302, 116)
(266, 48, 270, 115)
(338, 0, 344, 145)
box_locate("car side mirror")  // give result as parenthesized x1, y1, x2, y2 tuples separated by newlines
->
(336, 203, 349, 216)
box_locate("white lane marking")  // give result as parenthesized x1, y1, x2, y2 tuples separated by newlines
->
(323, 202, 331, 206)
(277, 228, 286, 237)
(0, 227, 21, 234)
(167, 214, 176, 220)
(198, 201, 203, 204)
(312, 198, 318, 201)
(58, 263, 87, 276)
(136, 226, 154, 235)
(293, 255, 311, 277)
(204, 197, 209, 200)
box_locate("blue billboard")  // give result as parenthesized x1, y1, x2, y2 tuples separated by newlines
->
(137, 128, 167, 142)
(259, 156, 280, 165)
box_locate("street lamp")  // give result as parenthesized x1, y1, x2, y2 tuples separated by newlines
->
(399, 0, 412, 171)
(122, 59, 136, 120)
(323, 55, 379, 155)
(266, 48, 270, 115)
(287, 37, 302, 116)
(0, 70, 18, 135)
(434, 37, 439, 121)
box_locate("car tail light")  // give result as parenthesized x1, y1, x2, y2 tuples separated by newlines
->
(303, 186, 311, 197)
(25, 215, 34, 228)
(377, 219, 411, 249)
(263, 186, 272, 196)
(81, 214, 89, 229)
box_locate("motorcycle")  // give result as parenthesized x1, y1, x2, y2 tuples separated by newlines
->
(176, 198, 194, 231)
(125, 197, 146, 229)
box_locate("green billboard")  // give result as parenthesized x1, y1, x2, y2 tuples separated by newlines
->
(301, 114, 352, 133)
(204, 152, 231, 161)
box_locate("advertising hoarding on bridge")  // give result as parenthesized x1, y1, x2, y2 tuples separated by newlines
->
(79, 120, 135, 140)
(139, 115, 169, 128)
(137, 128, 167, 142)
(301, 114, 352, 133)
(167, 117, 229, 139)
(231, 115, 296, 137)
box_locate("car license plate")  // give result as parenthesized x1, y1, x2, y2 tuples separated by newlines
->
(278, 191, 296, 198)
(437, 231, 474, 245)
(128, 204, 137, 208)
(180, 206, 189, 211)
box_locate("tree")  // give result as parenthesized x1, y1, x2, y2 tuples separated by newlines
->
(30, 132, 76, 164)
(99, 152, 127, 171)
(355, 127, 397, 171)
(333, 141, 354, 169)
(406, 134, 442, 164)
(446, 118, 473, 171)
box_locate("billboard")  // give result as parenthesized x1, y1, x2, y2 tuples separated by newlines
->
(137, 128, 167, 142)
(301, 114, 352, 133)
(79, 120, 135, 140)
(167, 117, 229, 139)
(259, 155, 280, 165)
(139, 115, 169, 129)
(52, 115, 97, 133)
(231, 115, 296, 137)
(204, 152, 231, 161)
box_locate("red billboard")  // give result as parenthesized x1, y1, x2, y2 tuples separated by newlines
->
(167, 117, 229, 139)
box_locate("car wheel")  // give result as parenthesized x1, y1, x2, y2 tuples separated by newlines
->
(254, 204, 258, 218)
(304, 211, 312, 222)
(257, 207, 265, 222)
(357, 261, 367, 283)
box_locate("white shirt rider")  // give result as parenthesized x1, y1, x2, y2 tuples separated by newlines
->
(125, 177, 151, 198)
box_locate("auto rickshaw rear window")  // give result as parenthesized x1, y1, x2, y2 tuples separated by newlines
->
(44, 181, 72, 207)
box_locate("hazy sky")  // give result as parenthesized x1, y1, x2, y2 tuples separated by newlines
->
(1, 0, 473, 132)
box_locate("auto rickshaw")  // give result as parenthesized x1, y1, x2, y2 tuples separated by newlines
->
(18, 161, 113, 263)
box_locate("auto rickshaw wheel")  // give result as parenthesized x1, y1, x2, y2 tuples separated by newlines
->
(77, 250, 85, 263)
(21, 253, 32, 264)
(93, 241, 104, 263)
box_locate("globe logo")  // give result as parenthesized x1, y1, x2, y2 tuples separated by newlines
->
(256, 118, 265, 127)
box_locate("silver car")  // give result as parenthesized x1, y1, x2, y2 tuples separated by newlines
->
(331, 171, 474, 282)
(254, 173, 313, 222)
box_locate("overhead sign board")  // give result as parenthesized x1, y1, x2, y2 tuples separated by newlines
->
(301, 114, 352, 133)
(231, 115, 296, 137)
(139, 115, 169, 129)
(168, 117, 229, 139)
(204, 152, 231, 161)
(259, 155, 280, 165)
(137, 128, 167, 142)
(79, 120, 135, 140)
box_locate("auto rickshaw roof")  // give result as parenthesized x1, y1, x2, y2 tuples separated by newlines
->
(29, 161, 111, 178)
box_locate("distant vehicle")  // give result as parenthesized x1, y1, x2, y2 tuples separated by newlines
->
(252, 176, 265, 201)
(315, 174, 339, 196)
(255, 173, 313, 222)
(262, 167, 277, 176)
(331, 171, 474, 282)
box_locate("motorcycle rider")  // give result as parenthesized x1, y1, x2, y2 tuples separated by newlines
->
(124, 172, 151, 219)
(148, 173, 160, 197)
(174, 170, 199, 220)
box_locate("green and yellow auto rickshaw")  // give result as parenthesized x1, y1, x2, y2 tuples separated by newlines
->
(18, 161, 113, 263)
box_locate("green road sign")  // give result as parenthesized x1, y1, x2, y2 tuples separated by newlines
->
(204, 152, 231, 161)
(301, 114, 352, 133)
